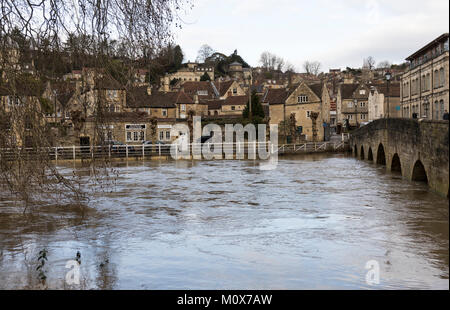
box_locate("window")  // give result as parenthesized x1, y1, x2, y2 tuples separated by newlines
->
(197, 90, 208, 96)
(347, 102, 353, 108)
(440, 100, 445, 119)
(421, 75, 425, 91)
(434, 101, 439, 119)
(233, 88, 237, 94)
(231, 106, 235, 111)
(107, 90, 118, 99)
(181, 104, 186, 112)
(439, 68, 445, 87)
(159, 131, 164, 140)
(347, 114, 353, 120)
(306, 111, 311, 118)
(298, 95, 308, 103)
(162, 109, 168, 117)
(166, 131, 171, 140)
(359, 89, 366, 95)
(125, 124, 146, 142)
(434, 70, 439, 88)
(360, 114, 366, 120)
(360, 102, 365, 108)
(109, 105, 115, 112)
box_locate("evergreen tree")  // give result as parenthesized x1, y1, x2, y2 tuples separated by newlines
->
(200, 72, 211, 81)
(243, 90, 265, 119)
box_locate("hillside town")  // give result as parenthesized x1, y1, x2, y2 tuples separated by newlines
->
(0, 33, 448, 148)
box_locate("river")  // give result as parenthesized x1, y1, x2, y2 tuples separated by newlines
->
(0, 154, 448, 289)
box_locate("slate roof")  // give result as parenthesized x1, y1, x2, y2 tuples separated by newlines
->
(212, 80, 235, 97)
(94, 75, 124, 90)
(222, 95, 248, 106)
(263, 88, 288, 105)
(181, 81, 217, 99)
(372, 83, 400, 97)
(126, 86, 192, 109)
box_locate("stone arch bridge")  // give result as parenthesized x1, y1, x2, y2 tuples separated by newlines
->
(350, 118, 449, 197)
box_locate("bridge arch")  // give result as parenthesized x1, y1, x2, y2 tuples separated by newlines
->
(391, 153, 402, 173)
(367, 147, 373, 162)
(376, 143, 386, 166)
(353, 144, 358, 157)
(360, 145, 365, 160)
(411, 160, 428, 183)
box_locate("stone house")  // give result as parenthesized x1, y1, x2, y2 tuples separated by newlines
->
(264, 82, 331, 142)
(368, 83, 401, 121)
(337, 83, 370, 127)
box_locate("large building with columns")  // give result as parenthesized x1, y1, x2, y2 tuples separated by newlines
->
(400, 33, 449, 120)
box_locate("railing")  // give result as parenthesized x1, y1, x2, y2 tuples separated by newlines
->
(0, 141, 349, 161)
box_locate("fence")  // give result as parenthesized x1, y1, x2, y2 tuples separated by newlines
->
(0, 141, 349, 161)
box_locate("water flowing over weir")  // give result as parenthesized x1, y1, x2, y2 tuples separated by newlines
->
(0, 154, 448, 289)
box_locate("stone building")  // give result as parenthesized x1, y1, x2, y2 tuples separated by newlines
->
(160, 62, 214, 87)
(264, 82, 331, 142)
(401, 33, 449, 119)
(337, 83, 370, 127)
(368, 83, 401, 121)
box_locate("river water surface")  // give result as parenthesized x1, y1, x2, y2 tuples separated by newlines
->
(0, 154, 448, 289)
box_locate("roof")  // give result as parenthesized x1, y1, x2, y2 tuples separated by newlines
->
(213, 80, 235, 97)
(406, 33, 449, 61)
(264, 88, 288, 105)
(308, 83, 324, 99)
(181, 81, 217, 99)
(222, 95, 248, 106)
(103, 111, 151, 122)
(0, 78, 44, 97)
(50, 82, 76, 105)
(206, 100, 223, 110)
(229, 61, 242, 66)
(372, 83, 401, 97)
(127, 86, 191, 108)
(340, 84, 360, 100)
(94, 75, 124, 90)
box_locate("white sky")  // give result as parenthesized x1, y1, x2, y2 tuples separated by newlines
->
(173, 0, 449, 72)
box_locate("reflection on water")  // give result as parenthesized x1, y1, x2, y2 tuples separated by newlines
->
(0, 153, 448, 289)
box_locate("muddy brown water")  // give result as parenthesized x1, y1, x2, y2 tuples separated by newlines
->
(0, 154, 448, 289)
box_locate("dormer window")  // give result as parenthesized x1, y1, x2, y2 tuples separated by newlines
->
(233, 88, 237, 94)
(197, 90, 208, 96)
(359, 89, 366, 95)
(298, 95, 308, 103)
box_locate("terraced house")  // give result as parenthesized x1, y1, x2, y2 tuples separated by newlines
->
(401, 33, 449, 119)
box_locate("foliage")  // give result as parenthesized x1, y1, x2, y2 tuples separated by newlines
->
(243, 91, 265, 119)
(200, 72, 211, 81)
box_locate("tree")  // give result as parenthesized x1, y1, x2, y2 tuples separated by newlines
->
(303, 61, 322, 76)
(363, 56, 376, 70)
(243, 90, 265, 119)
(200, 72, 211, 81)
(377, 60, 391, 69)
(259, 51, 286, 72)
(0, 0, 191, 209)
(196, 44, 215, 63)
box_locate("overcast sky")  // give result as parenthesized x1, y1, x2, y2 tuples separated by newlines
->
(172, 0, 449, 72)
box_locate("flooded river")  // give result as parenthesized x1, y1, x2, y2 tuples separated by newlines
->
(0, 154, 448, 289)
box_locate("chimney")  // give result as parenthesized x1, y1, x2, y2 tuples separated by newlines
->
(163, 75, 170, 93)
(147, 86, 152, 95)
(228, 90, 232, 97)
(194, 94, 199, 104)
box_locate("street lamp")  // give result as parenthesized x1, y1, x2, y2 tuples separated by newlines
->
(385, 71, 392, 118)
